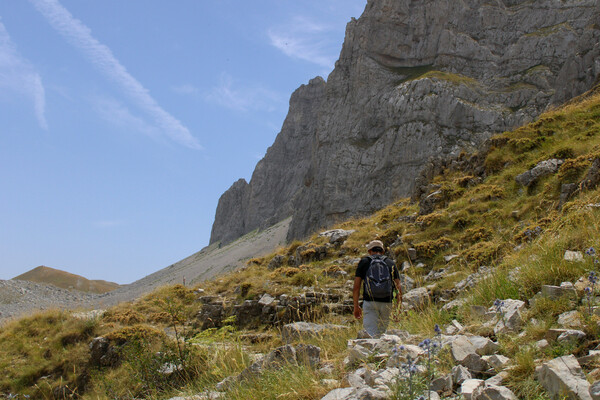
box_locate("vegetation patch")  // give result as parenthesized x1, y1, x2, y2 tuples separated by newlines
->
(416, 211, 447, 228)
(414, 237, 454, 258)
(557, 155, 593, 183)
(462, 227, 493, 243)
(462, 241, 503, 267)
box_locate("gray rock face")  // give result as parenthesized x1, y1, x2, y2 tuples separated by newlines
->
(211, 0, 600, 245)
(211, 79, 326, 245)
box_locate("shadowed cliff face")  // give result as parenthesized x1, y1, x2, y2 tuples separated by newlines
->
(210, 78, 326, 245)
(211, 0, 600, 245)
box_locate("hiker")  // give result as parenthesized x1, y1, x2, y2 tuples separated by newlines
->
(353, 240, 402, 337)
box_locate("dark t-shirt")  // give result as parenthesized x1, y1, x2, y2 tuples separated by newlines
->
(355, 255, 400, 303)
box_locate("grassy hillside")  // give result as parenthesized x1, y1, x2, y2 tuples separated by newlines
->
(1, 86, 599, 399)
(13, 266, 120, 294)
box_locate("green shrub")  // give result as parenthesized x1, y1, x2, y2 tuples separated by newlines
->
(291, 271, 316, 287)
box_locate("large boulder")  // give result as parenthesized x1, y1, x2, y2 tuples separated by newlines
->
(536, 355, 592, 400)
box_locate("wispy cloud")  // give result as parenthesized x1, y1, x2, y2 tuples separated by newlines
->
(91, 95, 161, 141)
(29, 0, 201, 149)
(0, 21, 48, 129)
(268, 16, 337, 70)
(171, 83, 198, 95)
(206, 73, 283, 113)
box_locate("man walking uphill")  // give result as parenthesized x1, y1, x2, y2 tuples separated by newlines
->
(353, 240, 402, 338)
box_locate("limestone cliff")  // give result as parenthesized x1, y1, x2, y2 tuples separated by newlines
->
(211, 0, 600, 245)
(210, 78, 325, 245)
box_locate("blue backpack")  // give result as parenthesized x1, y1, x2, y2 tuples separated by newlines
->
(365, 255, 393, 298)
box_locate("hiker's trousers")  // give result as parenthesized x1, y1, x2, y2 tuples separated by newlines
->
(362, 300, 392, 338)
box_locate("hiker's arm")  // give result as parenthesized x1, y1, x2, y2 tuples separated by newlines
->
(353, 277, 362, 319)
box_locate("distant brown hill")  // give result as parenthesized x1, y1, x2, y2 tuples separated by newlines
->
(12, 266, 120, 294)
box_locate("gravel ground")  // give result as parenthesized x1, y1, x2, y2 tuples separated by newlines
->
(0, 279, 100, 323)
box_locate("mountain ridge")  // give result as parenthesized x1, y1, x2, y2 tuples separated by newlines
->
(13, 265, 120, 294)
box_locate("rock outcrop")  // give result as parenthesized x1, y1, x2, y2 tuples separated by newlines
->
(211, 0, 600, 245)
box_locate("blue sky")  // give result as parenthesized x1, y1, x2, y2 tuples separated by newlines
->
(0, 0, 366, 284)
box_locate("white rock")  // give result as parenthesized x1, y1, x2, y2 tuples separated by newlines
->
(320, 388, 356, 400)
(590, 380, 600, 400)
(452, 365, 472, 386)
(403, 287, 429, 309)
(486, 371, 509, 387)
(319, 363, 335, 375)
(493, 299, 525, 334)
(72, 309, 105, 320)
(347, 344, 371, 365)
(430, 374, 453, 393)
(444, 254, 459, 262)
(461, 379, 485, 400)
(473, 384, 518, 400)
(442, 298, 467, 311)
(557, 310, 582, 328)
(462, 353, 489, 373)
(468, 336, 500, 355)
(541, 285, 577, 301)
(355, 387, 388, 399)
(536, 355, 592, 400)
(419, 391, 440, 400)
(321, 379, 339, 388)
(348, 339, 380, 351)
(536, 339, 550, 350)
(258, 293, 276, 307)
(564, 250, 584, 262)
(451, 335, 477, 363)
(371, 367, 400, 387)
(557, 330, 586, 343)
(445, 319, 464, 335)
(483, 355, 510, 372)
(282, 322, 347, 343)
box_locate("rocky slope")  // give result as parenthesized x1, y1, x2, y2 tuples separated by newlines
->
(211, 0, 600, 245)
(0, 279, 99, 321)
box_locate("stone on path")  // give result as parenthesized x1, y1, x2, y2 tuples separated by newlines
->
(281, 321, 346, 343)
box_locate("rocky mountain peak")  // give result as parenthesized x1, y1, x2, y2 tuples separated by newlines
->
(211, 0, 600, 245)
